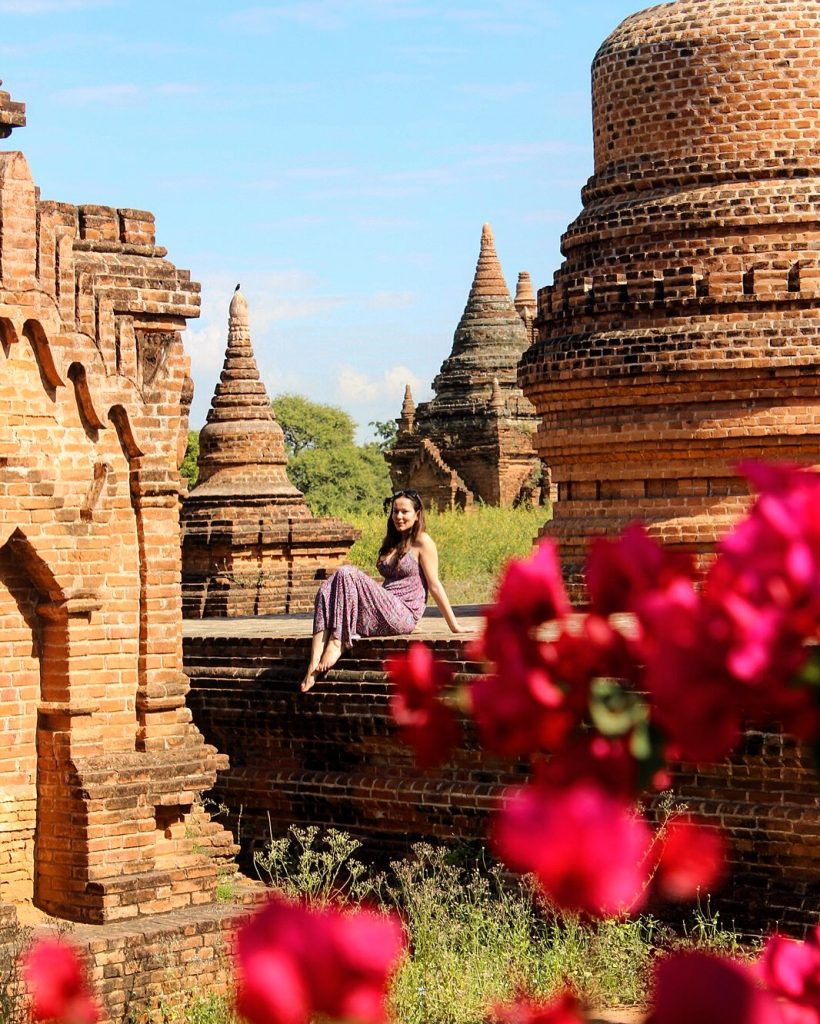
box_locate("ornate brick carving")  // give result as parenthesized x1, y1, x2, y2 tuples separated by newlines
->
(0, 101, 235, 923)
(520, 0, 820, 600)
(180, 289, 358, 617)
(388, 224, 543, 508)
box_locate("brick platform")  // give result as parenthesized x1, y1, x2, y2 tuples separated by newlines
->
(184, 614, 820, 937)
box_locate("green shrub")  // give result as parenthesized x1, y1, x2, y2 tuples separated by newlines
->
(249, 827, 750, 1024)
(346, 505, 551, 605)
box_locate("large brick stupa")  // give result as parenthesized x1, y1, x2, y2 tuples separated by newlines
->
(520, 0, 820, 599)
(388, 224, 543, 509)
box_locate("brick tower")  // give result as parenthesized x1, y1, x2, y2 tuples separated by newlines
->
(0, 86, 236, 922)
(388, 223, 542, 508)
(181, 289, 358, 616)
(520, 0, 820, 599)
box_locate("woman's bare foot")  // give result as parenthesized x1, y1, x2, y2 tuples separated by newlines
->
(300, 668, 319, 693)
(316, 638, 343, 674)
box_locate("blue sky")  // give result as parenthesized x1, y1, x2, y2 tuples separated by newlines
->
(1, 0, 642, 438)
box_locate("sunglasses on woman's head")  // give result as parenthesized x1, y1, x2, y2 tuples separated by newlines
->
(384, 489, 420, 512)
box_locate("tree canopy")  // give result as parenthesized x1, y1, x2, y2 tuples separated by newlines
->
(272, 394, 356, 458)
(272, 394, 390, 516)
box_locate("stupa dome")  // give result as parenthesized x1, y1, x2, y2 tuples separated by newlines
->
(587, 0, 820, 198)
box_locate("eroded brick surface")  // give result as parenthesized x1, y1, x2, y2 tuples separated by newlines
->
(520, 0, 820, 599)
(0, 97, 236, 924)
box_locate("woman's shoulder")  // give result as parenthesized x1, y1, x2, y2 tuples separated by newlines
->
(414, 531, 436, 551)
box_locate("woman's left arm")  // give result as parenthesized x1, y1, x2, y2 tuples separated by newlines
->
(417, 534, 468, 634)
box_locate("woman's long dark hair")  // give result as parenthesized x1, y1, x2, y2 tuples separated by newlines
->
(378, 490, 426, 562)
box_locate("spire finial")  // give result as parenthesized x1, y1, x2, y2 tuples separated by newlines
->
(399, 383, 415, 433)
(468, 222, 511, 301)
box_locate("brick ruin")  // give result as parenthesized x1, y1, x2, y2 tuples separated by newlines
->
(388, 224, 543, 509)
(180, 289, 358, 617)
(0, 87, 235, 926)
(519, 0, 820, 599)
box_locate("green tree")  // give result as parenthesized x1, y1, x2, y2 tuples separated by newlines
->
(271, 393, 390, 516)
(180, 430, 199, 489)
(368, 419, 398, 453)
(272, 393, 355, 457)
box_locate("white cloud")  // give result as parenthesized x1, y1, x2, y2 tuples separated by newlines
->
(364, 291, 417, 310)
(338, 364, 426, 406)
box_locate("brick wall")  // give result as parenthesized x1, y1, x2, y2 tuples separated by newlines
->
(0, 111, 235, 923)
(184, 630, 820, 936)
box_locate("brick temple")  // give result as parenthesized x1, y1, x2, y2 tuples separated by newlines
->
(388, 224, 543, 509)
(0, 85, 236, 927)
(180, 288, 358, 617)
(520, 0, 820, 599)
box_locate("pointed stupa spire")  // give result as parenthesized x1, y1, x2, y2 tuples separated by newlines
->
(514, 271, 536, 318)
(424, 223, 530, 409)
(398, 383, 415, 433)
(468, 223, 512, 302)
(194, 288, 300, 497)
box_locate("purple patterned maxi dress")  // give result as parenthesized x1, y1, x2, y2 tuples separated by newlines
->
(313, 552, 428, 650)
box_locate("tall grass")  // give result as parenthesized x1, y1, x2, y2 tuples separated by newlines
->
(249, 827, 748, 1024)
(345, 505, 551, 605)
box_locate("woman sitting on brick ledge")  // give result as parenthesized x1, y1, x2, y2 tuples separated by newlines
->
(300, 489, 466, 692)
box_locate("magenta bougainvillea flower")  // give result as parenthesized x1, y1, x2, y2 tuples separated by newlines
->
(489, 991, 586, 1024)
(757, 926, 820, 1022)
(492, 779, 652, 917)
(652, 816, 726, 902)
(386, 641, 461, 769)
(646, 952, 784, 1024)
(22, 939, 99, 1024)
(235, 893, 404, 1024)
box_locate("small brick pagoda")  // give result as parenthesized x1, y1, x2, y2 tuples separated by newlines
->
(0, 86, 235, 923)
(388, 223, 543, 509)
(519, 0, 820, 600)
(181, 288, 358, 617)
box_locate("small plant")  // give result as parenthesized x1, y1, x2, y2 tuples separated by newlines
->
(0, 922, 33, 1024)
(253, 824, 378, 905)
(159, 992, 236, 1024)
(679, 894, 748, 958)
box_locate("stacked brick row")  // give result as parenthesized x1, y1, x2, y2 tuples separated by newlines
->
(184, 628, 820, 935)
(180, 290, 358, 617)
(0, 91, 235, 924)
(388, 224, 543, 509)
(520, 0, 820, 597)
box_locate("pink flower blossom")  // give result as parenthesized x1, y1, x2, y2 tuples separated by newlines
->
(494, 540, 570, 627)
(647, 951, 784, 1024)
(469, 670, 577, 758)
(489, 991, 585, 1024)
(235, 894, 405, 1024)
(586, 522, 697, 617)
(653, 817, 726, 901)
(387, 643, 461, 769)
(22, 939, 99, 1024)
(634, 579, 742, 762)
(492, 779, 651, 917)
(757, 927, 820, 1023)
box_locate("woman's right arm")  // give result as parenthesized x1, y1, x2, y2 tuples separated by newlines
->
(416, 534, 468, 634)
